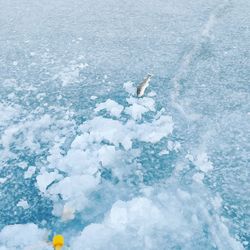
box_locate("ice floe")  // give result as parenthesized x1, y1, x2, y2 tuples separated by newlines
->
(95, 99, 124, 118)
(70, 186, 244, 250)
(0, 224, 49, 250)
(36, 170, 63, 193)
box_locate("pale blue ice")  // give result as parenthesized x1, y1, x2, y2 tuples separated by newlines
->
(0, 0, 249, 249)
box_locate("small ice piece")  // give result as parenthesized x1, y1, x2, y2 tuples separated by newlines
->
(167, 141, 181, 152)
(54, 148, 99, 176)
(98, 145, 117, 166)
(57, 67, 80, 86)
(159, 150, 169, 156)
(71, 197, 162, 249)
(155, 108, 165, 120)
(192, 172, 204, 183)
(18, 162, 28, 169)
(78, 63, 88, 69)
(211, 195, 223, 210)
(194, 152, 213, 173)
(0, 224, 48, 249)
(141, 186, 154, 197)
(177, 189, 191, 200)
(0, 103, 20, 126)
(90, 95, 98, 100)
(36, 171, 62, 193)
(124, 103, 148, 120)
(24, 166, 36, 179)
(80, 117, 133, 150)
(36, 92, 46, 100)
(7, 93, 16, 99)
(0, 178, 7, 184)
(174, 163, 186, 173)
(61, 204, 76, 221)
(126, 96, 155, 111)
(125, 96, 155, 120)
(148, 91, 157, 97)
(3, 78, 17, 87)
(13, 61, 18, 66)
(48, 175, 99, 214)
(109, 201, 129, 228)
(185, 153, 194, 161)
(136, 115, 174, 143)
(168, 141, 174, 151)
(95, 99, 124, 117)
(123, 81, 136, 95)
(17, 199, 29, 209)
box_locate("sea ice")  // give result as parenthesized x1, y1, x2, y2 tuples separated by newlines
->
(0, 224, 49, 250)
(95, 99, 124, 118)
(17, 199, 30, 209)
(36, 170, 63, 193)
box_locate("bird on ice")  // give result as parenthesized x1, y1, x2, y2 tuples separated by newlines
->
(136, 74, 153, 97)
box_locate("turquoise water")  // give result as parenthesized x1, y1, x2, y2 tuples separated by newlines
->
(0, 0, 249, 249)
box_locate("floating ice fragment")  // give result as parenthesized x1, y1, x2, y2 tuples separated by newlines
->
(124, 103, 148, 120)
(90, 95, 98, 100)
(2, 79, 17, 87)
(126, 96, 155, 111)
(159, 150, 169, 156)
(36, 171, 62, 193)
(0, 224, 49, 250)
(167, 141, 181, 152)
(95, 99, 124, 118)
(54, 148, 99, 175)
(48, 175, 99, 215)
(17, 199, 30, 209)
(185, 153, 194, 161)
(0, 103, 20, 126)
(192, 172, 204, 183)
(211, 195, 223, 210)
(194, 152, 213, 173)
(61, 204, 76, 221)
(123, 81, 136, 95)
(80, 117, 133, 150)
(148, 91, 157, 97)
(135, 115, 174, 143)
(98, 145, 117, 166)
(18, 162, 28, 169)
(0, 178, 7, 184)
(125, 96, 155, 120)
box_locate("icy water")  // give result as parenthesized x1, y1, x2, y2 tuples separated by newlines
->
(0, 0, 249, 249)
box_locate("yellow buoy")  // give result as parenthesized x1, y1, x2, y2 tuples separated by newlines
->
(53, 235, 64, 250)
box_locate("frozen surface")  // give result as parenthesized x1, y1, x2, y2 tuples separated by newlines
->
(0, 224, 50, 250)
(0, 0, 249, 249)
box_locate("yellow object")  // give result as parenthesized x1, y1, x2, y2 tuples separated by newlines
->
(53, 235, 64, 250)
